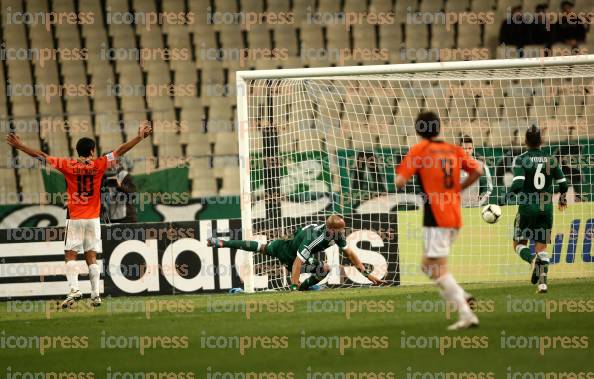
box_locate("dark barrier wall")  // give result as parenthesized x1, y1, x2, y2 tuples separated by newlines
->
(0, 219, 245, 299)
(0, 216, 398, 299)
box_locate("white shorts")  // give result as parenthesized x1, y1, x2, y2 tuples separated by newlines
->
(423, 227, 458, 258)
(65, 218, 102, 253)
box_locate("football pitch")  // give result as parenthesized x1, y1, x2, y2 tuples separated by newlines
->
(1, 279, 593, 375)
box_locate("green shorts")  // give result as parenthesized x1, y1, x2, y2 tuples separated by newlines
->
(266, 239, 297, 268)
(513, 205, 553, 244)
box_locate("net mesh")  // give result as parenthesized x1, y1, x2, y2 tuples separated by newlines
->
(242, 63, 594, 290)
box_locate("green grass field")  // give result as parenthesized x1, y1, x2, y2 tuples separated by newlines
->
(1, 280, 593, 376)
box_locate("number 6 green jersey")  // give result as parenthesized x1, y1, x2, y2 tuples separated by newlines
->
(509, 148, 569, 207)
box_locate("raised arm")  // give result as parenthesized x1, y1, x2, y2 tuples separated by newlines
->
(113, 123, 153, 157)
(6, 133, 49, 160)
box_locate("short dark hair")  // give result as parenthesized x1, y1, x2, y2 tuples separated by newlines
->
(525, 125, 543, 148)
(460, 135, 473, 145)
(415, 111, 440, 139)
(76, 137, 96, 157)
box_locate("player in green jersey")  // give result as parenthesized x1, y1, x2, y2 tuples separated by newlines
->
(207, 215, 385, 290)
(507, 126, 569, 293)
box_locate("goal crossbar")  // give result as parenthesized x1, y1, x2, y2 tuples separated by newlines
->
(236, 55, 594, 81)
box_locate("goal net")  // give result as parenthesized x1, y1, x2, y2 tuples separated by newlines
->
(236, 56, 594, 292)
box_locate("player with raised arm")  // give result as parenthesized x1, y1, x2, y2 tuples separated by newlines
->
(507, 126, 568, 294)
(394, 112, 483, 330)
(207, 214, 385, 290)
(6, 124, 153, 308)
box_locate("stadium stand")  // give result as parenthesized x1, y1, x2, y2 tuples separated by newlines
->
(0, 0, 590, 202)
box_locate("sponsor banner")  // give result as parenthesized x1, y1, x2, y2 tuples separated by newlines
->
(0, 227, 104, 299)
(102, 220, 246, 297)
(0, 214, 400, 299)
(397, 203, 594, 284)
(0, 220, 246, 299)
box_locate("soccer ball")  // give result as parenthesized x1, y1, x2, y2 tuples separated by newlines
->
(481, 204, 502, 224)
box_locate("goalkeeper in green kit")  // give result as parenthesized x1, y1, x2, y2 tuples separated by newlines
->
(207, 215, 385, 290)
(507, 126, 569, 293)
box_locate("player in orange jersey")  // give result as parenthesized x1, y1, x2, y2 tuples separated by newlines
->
(6, 123, 152, 308)
(395, 112, 483, 330)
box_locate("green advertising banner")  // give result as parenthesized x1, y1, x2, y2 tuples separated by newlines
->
(249, 150, 333, 200)
(337, 139, 594, 208)
(1, 140, 591, 229)
(0, 167, 240, 229)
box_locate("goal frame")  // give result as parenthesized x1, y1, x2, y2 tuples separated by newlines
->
(235, 54, 594, 292)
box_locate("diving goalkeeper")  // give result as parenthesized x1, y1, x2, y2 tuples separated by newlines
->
(207, 215, 385, 290)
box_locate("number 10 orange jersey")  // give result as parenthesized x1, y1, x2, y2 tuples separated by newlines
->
(47, 152, 117, 220)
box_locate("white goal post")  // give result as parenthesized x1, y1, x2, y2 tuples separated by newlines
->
(236, 55, 594, 293)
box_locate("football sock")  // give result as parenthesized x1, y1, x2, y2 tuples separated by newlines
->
(65, 260, 79, 292)
(88, 263, 100, 298)
(536, 252, 550, 284)
(222, 240, 260, 252)
(515, 244, 535, 264)
(435, 273, 473, 319)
